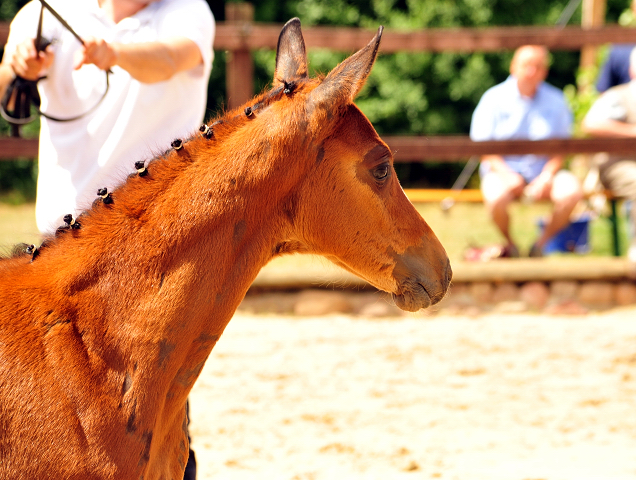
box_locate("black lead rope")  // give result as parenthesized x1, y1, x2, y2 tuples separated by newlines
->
(0, 0, 111, 129)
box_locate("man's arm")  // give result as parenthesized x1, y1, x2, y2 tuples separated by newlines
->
(480, 154, 513, 174)
(74, 36, 203, 84)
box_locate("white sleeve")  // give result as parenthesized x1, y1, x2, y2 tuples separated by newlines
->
(154, 0, 215, 76)
(4, 1, 42, 59)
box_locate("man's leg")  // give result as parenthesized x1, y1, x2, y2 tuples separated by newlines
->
(184, 400, 196, 480)
(534, 170, 583, 250)
(481, 170, 525, 255)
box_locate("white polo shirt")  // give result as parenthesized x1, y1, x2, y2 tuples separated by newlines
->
(6, 0, 214, 233)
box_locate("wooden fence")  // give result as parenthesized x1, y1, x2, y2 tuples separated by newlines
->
(3, 15, 636, 161)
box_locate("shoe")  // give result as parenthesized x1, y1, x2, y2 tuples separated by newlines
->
(501, 244, 519, 258)
(529, 243, 543, 258)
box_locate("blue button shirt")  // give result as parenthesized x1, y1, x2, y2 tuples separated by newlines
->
(470, 75, 572, 183)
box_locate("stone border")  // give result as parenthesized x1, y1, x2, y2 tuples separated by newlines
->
(241, 280, 636, 317)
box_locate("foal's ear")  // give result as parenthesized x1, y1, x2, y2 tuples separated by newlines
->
(274, 18, 308, 86)
(309, 26, 383, 109)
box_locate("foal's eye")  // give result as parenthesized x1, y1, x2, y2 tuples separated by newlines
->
(372, 164, 390, 181)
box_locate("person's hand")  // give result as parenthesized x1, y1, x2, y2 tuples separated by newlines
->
(524, 171, 553, 201)
(10, 38, 54, 80)
(74, 37, 117, 71)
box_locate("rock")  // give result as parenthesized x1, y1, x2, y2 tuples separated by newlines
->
(358, 301, 404, 318)
(469, 282, 493, 305)
(493, 300, 527, 313)
(614, 282, 636, 306)
(492, 282, 520, 304)
(293, 289, 353, 316)
(578, 281, 614, 308)
(550, 280, 579, 301)
(520, 281, 550, 310)
(544, 300, 588, 315)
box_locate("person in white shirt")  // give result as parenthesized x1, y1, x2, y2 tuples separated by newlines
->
(0, 0, 214, 235)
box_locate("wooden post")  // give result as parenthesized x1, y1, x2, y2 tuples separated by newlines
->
(580, 0, 607, 73)
(225, 3, 254, 110)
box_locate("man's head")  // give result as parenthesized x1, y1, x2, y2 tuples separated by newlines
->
(510, 45, 549, 96)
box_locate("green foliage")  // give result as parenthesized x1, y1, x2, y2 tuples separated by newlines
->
(2, 0, 635, 197)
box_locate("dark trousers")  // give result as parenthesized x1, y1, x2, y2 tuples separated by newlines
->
(184, 400, 196, 480)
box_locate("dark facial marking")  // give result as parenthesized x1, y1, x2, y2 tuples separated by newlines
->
(122, 372, 132, 395)
(158, 339, 176, 369)
(176, 360, 205, 388)
(43, 314, 70, 334)
(233, 220, 247, 244)
(138, 430, 153, 467)
(126, 398, 138, 433)
(195, 332, 220, 353)
(316, 146, 325, 165)
(364, 144, 391, 164)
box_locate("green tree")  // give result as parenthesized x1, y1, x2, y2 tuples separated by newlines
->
(1, 0, 633, 195)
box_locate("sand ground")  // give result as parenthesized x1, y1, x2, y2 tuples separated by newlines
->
(188, 307, 636, 480)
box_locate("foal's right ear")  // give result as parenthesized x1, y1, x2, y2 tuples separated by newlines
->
(274, 18, 308, 87)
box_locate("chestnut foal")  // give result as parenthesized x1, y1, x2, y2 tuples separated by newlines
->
(0, 19, 451, 480)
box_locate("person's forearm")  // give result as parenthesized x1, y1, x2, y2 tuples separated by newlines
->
(541, 155, 563, 176)
(0, 63, 16, 101)
(481, 154, 509, 173)
(112, 42, 180, 83)
(104, 38, 202, 84)
(581, 118, 636, 138)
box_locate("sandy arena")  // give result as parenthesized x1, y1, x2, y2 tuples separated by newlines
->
(189, 307, 636, 480)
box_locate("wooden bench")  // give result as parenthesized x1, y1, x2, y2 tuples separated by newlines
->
(404, 188, 624, 257)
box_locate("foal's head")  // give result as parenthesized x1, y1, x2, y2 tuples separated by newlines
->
(228, 18, 452, 310)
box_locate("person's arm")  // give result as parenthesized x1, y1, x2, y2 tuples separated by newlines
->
(581, 116, 636, 137)
(74, 36, 203, 84)
(0, 63, 15, 101)
(480, 154, 514, 174)
(581, 87, 636, 137)
(521, 156, 562, 200)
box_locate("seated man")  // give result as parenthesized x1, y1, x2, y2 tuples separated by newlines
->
(470, 45, 583, 257)
(582, 46, 636, 262)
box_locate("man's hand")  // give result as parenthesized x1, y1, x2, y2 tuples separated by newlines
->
(10, 38, 54, 80)
(73, 37, 117, 71)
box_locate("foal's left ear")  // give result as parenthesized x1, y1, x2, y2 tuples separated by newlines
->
(309, 26, 383, 109)
(274, 17, 308, 86)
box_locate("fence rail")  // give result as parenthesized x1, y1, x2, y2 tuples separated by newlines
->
(3, 20, 636, 162)
(4, 136, 636, 162)
(5, 22, 636, 53)
(214, 23, 636, 53)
